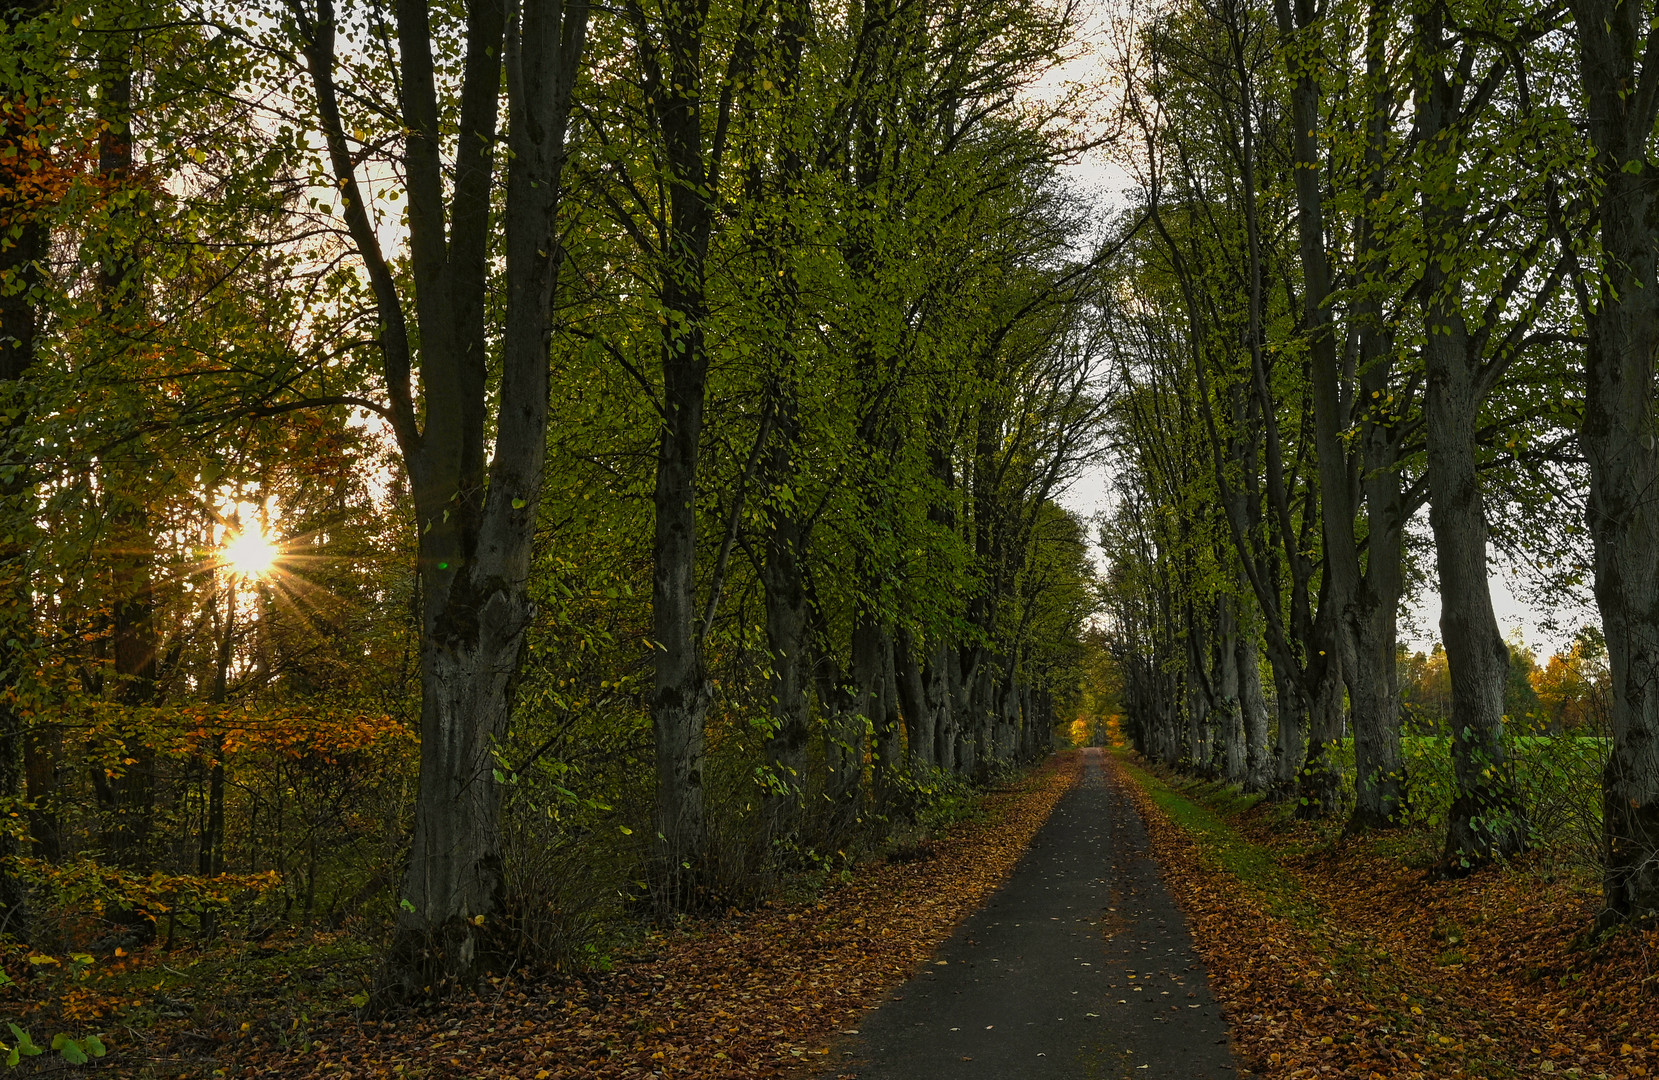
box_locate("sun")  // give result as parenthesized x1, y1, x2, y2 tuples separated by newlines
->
(222, 529, 278, 580)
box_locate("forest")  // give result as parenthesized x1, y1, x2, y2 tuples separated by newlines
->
(4, 0, 1659, 1073)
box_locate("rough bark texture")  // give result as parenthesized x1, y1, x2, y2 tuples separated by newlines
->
(1416, 2, 1524, 866)
(894, 627, 933, 772)
(1216, 596, 1246, 785)
(1343, 0, 1408, 831)
(296, 0, 588, 995)
(1569, 0, 1659, 922)
(1275, 0, 1404, 828)
(634, 0, 719, 912)
(1237, 622, 1272, 793)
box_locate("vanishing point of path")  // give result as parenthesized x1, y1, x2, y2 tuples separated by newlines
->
(827, 747, 1243, 1080)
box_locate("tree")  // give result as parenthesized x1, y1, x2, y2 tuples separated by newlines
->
(273, 0, 591, 990)
(1565, 0, 1659, 927)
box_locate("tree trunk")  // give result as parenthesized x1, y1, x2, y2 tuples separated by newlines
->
(1274, 667, 1307, 793)
(1298, 618, 1345, 819)
(1417, 1, 1524, 865)
(1344, 0, 1408, 831)
(327, 0, 590, 994)
(643, 0, 718, 911)
(1238, 624, 1272, 793)
(1185, 646, 1209, 774)
(1275, 0, 1402, 825)
(932, 644, 960, 773)
(755, 0, 810, 853)
(759, 400, 809, 845)
(894, 627, 933, 772)
(1216, 595, 1246, 784)
(98, 47, 158, 874)
(812, 616, 864, 829)
(869, 626, 904, 813)
(1567, 0, 1659, 922)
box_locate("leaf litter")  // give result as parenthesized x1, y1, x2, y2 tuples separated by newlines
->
(222, 753, 1081, 1079)
(1113, 751, 1659, 1080)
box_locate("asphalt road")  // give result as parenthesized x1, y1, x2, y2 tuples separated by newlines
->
(825, 747, 1243, 1080)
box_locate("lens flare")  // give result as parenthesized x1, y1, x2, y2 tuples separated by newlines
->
(222, 530, 278, 580)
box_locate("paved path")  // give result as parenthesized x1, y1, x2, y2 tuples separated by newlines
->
(826, 747, 1243, 1079)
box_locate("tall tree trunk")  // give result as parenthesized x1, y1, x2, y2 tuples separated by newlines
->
(1343, 0, 1408, 831)
(759, 387, 808, 847)
(295, 0, 591, 995)
(96, 41, 158, 874)
(1416, 2, 1524, 865)
(932, 645, 960, 773)
(894, 627, 933, 772)
(1238, 621, 1271, 793)
(1567, 0, 1659, 922)
(1274, 0, 1395, 824)
(639, 0, 718, 912)
(756, 0, 811, 849)
(1216, 594, 1246, 784)
(0, 0, 49, 941)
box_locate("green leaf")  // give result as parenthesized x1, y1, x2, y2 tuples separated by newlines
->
(349, 991, 370, 1008)
(82, 1034, 105, 1058)
(400, 898, 417, 913)
(7, 1024, 38, 1056)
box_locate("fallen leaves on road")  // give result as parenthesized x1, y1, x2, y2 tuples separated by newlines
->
(229, 752, 1080, 1079)
(1114, 751, 1659, 1080)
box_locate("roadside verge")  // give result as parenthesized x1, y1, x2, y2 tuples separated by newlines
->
(1111, 750, 1659, 1080)
(232, 752, 1083, 1079)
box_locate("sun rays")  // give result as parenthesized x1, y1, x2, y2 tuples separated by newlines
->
(221, 528, 279, 581)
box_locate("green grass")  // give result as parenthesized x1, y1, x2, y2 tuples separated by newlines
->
(1116, 752, 1320, 925)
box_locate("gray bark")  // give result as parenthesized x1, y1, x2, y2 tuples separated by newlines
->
(1275, 0, 1406, 827)
(870, 627, 904, 812)
(933, 645, 962, 773)
(1216, 595, 1246, 784)
(1567, 0, 1659, 921)
(631, 0, 723, 910)
(1416, 2, 1525, 864)
(297, 0, 589, 992)
(1238, 624, 1272, 793)
(1274, 668, 1307, 792)
(894, 627, 934, 772)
